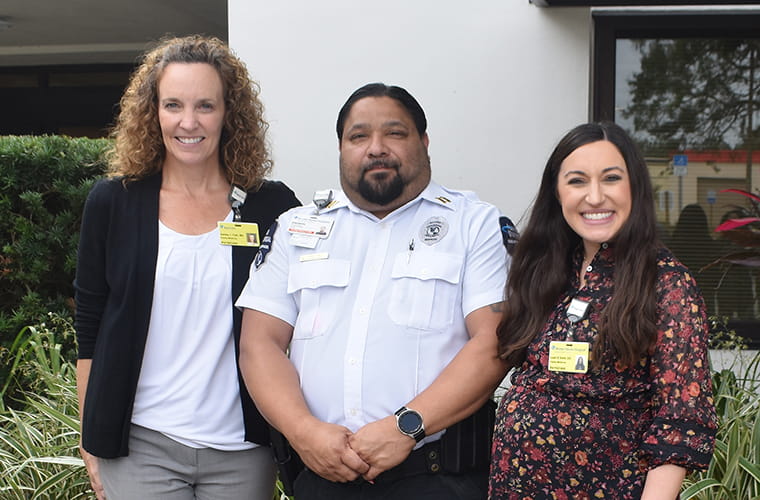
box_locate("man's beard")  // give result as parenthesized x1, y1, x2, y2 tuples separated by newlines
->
(357, 161, 404, 205)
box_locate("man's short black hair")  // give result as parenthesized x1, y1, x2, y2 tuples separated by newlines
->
(336, 83, 427, 141)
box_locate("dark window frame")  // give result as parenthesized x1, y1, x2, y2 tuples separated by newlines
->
(591, 12, 760, 121)
(591, 11, 760, 348)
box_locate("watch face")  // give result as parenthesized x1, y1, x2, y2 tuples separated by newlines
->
(398, 410, 423, 433)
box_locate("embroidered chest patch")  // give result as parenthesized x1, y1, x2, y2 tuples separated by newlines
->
(419, 216, 449, 245)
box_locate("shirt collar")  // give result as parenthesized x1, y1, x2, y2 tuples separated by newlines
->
(312, 181, 459, 218)
(418, 181, 461, 212)
(574, 242, 615, 267)
(311, 189, 348, 214)
(572, 243, 616, 291)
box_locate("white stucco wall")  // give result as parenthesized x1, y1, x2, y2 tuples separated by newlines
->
(228, 1, 591, 222)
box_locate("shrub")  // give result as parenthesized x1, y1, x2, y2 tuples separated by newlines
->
(0, 315, 90, 498)
(0, 135, 109, 395)
(0, 314, 295, 499)
(707, 316, 748, 351)
(682, 353, 760, 499)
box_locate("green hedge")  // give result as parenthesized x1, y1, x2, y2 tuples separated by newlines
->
(0, 135, 109, 379)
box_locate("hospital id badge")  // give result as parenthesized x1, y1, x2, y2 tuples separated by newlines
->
(548, 341, 590, 374)
(287, 215, 334, 239)
(218, 221, 260, 247)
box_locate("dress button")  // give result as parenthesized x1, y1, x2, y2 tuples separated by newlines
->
(586, 265, 593, 272)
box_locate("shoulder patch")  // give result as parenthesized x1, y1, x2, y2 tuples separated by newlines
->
(254, 220, 278, 269)
(499, 216, 519, 255)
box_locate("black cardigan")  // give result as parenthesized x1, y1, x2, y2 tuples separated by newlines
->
(74, 173, 300, 458)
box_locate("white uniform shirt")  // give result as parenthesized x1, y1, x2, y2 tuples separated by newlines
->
(236, 181, 508, 436)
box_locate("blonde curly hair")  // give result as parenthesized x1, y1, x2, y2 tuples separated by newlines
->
(107, 35, 272, 189)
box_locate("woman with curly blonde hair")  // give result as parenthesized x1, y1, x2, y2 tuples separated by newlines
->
(74, 35, 300, 500)
(108, 34, 272, 188)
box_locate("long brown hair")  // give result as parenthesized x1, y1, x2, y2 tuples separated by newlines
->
(497, 122, 659, 369)
(107, 35, 272, 189)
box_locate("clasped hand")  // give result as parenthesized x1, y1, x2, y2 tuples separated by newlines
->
(291, 416, 415, 483)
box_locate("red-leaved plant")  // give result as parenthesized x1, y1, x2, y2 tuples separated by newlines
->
(713, 189, 760, 267)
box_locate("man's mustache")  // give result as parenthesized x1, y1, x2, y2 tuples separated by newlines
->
(362, 160, 400, 173)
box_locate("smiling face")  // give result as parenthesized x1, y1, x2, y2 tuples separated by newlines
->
(157, 62, 225, 170)
(557, 140, 632, 259)
(338, 96, 431, 217)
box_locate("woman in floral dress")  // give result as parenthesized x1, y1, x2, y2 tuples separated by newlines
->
(489, 122, 716, 500)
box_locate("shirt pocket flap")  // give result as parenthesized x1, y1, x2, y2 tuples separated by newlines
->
(391, 251, 462, 284)
(287, 259, 351, 293)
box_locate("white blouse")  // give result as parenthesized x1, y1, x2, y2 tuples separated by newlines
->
(132, 212, 254, 451)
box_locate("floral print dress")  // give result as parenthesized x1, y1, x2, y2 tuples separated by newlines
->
(488, 245, 717, 500)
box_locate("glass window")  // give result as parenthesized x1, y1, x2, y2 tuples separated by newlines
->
(0, 65, 132, 137)
(593, 12, 760, 343)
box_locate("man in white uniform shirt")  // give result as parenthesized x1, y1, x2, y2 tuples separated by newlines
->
(237, 83, 510, 499)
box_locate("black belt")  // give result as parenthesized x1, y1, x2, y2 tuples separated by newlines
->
(372, 440, 442, 484)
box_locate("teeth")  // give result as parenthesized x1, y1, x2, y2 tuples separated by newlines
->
(583, 212, 612, 220)
(178, 137, 203, 144)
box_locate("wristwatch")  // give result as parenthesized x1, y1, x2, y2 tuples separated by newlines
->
(394, 406, 425, 442)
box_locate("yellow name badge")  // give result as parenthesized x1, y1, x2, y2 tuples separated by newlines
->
(218, 222, 260, 247)
(548, 341, 590, 374)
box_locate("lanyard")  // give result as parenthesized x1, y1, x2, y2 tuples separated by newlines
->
(229, 185, 247, 222)
(566, 297, 590, 340)
(313, 189, 333, 214)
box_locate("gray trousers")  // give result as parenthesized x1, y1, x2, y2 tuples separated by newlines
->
(99, 424, 276, 500)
